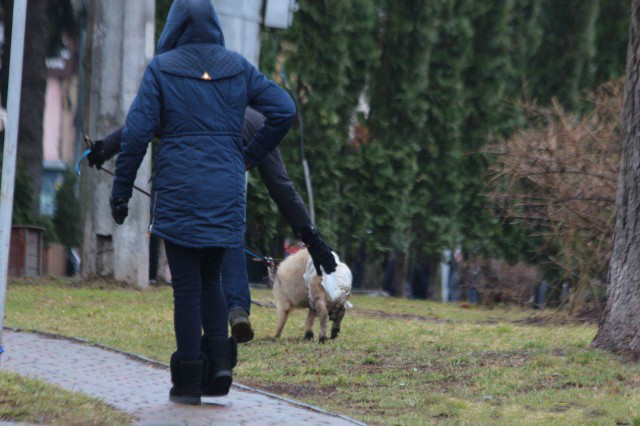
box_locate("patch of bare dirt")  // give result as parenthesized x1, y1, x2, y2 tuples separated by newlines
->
(243, 380, 337, 399)
(512, 312, 600, 327)
(352, 309, 452, 323)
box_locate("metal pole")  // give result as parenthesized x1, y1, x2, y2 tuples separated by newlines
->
(0, 0, 28, 363)
(302, 159, 315, 225)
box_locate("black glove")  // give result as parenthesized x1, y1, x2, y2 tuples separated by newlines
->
(87, 139, 106, 170)
(110, 198, 129, 225)
(296, 226, 337, 275)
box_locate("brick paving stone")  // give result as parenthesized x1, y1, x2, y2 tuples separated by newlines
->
(1, 330, 362, 426)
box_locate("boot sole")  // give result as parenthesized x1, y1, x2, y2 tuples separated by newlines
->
(203, 370, 232, 397)
(231, 319, 254, 343)
(169, 394, 201, 405)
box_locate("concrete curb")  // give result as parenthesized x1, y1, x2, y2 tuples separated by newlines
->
(4, 327, 369, 426)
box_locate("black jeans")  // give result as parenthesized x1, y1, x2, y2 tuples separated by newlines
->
(164, 240, 228, 360)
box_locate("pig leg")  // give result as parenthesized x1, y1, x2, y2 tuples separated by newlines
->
(274, 300, 291, 338)
(304, 309, 316, 340)
(331, 307, 345, 339)
(316, 298, 329, 344)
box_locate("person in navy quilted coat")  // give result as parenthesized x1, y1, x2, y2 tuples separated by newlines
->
(110, 0, 295, 405)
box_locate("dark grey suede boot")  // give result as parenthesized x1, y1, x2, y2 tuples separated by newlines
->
(229, 307, 254, 343)
(169, 352, 204, 405)
(201, 336, 237, 397)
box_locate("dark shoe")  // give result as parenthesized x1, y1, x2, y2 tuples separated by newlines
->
(201, 336, 237, 397)
(229, 307, 254, 343)
(169, 352, 204, 405)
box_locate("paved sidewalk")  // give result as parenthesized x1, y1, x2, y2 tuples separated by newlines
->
(1, 330, 363, 426)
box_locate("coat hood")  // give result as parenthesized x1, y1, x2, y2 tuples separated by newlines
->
(156, 0, 225, 54)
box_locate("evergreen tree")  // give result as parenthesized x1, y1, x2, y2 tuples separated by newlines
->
(1, 1, 49, 217)
(457, 0, 519, 258)
(411, 0, 473, 261)
(156, 0, 634, 293)
(510, 0, 544, 95)
(594, 0, 630, 85)
(0, 155, 34, 225)
(329, 0, 379, 260)
(528, 0, 600, 109)
(364, 0, 445, 293)
(53, 172, 81, 248)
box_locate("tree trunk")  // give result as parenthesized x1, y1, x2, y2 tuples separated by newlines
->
(428, 254, 442, 301)
(1, 0, 48, 217)
(593, 0, 640, 353)
(393, 249, 407, 298)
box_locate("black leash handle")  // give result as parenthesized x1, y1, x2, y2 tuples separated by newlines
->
(76, 136, 152, 197)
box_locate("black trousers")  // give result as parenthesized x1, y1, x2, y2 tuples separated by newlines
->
(164, 240, 228, 360)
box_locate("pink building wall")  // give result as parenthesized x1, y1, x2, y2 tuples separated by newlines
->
(42, 77, 63, 163)
(42, 75, 78, 165)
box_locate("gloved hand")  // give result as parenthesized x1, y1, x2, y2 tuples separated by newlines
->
(296, 226, 337, 275)
(87, 139, 106, 169)
(110, 198, 129, 225)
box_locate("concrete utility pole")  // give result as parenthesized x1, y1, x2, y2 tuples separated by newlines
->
(0, 0, 28, 362)
(212, 0, 264, 212)
(213, 0, 263, 66)
(81, 0, 155, 288)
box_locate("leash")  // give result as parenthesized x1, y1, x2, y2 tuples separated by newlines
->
(242, 246, 279, 269)
(76, 149, 92, 175)
(76, 139, 278, 267)
(76, 138, 152, 197)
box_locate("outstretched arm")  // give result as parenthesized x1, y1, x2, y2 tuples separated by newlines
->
(243, 62, 296, 167)
(243, 108, 311, 230)
(259, 147, 312, 230)
(244, 108, 337, 275)
(259, 147, 336, 275)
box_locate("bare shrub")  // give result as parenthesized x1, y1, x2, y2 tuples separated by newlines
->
(463, 257, 541, 307)
(489, 81, 622, 314)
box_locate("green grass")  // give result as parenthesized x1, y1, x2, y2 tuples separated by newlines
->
(6, 278, 640, 426)
(348, 293, 535, 323)
(0, 369, 132, 426)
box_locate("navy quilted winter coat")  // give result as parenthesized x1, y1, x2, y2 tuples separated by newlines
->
(112, 0, 296, 248)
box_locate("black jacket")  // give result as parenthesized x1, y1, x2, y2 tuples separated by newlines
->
(101, 107, 312, 233)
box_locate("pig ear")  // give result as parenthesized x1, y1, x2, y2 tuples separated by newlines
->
(345, 301, 354, 309)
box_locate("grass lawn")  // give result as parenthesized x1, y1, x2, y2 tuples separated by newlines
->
(6, 278, 640, 426)
(0, 369, 132, 425)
